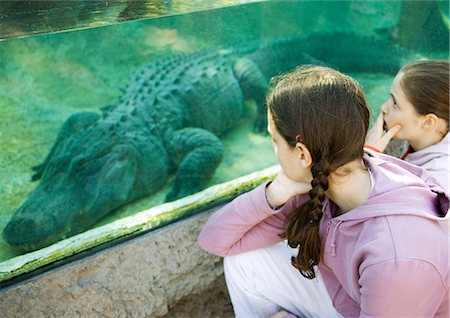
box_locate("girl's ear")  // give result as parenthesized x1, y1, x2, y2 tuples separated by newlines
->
(296, 143, 313, 168)
(422, 113, 439, 129)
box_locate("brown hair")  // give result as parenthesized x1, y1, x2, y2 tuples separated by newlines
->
(266, 65, 370, 279)
(400, 60, 449, 124)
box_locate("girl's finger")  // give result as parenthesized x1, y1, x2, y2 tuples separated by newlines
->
(383, 124, 401, 141)
(374, 112, 384, 131)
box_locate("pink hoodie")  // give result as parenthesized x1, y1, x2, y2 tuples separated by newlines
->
(404, 133, 449, 193)
(198, 153, 449, 317)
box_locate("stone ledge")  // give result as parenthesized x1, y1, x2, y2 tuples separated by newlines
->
(0, 209, 230, 317)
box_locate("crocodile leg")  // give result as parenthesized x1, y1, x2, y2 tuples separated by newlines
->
(32, 111, 100, 181)
(164, 127, 223, 202)
(233, 57, 269, 133)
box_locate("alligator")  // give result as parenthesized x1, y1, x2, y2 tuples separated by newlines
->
(3, 33, 410, 251)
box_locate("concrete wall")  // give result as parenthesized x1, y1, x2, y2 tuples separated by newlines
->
(0, 208, 232, 317)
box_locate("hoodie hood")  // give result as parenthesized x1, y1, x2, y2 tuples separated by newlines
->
(332, 152, 449, 224)
(406, 132, 449, 165)
(321, 151, 449, 263)
(404, 132, 449, 192)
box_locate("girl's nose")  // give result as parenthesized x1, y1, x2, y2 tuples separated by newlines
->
(380, 101, 389, 114)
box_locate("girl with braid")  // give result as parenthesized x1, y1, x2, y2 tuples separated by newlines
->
(198, 65, 449, 318)
(365, 59, 449, 193)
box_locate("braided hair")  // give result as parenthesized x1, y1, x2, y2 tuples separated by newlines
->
(266, 65, 370, 279)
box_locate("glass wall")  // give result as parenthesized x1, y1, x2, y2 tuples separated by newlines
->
(0, 0, 263, 39)
(0, 1, 448, 263)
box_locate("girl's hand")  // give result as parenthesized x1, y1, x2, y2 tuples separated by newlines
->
(365, 112, 401, 152)
(266, 170, 312, 208)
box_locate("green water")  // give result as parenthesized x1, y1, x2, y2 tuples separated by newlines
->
(0, 1, 448, 262)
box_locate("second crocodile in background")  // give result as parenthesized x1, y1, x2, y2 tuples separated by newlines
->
(3, 33, 411, 251)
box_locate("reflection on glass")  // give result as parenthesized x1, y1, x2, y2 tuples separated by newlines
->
(0, 1, 448, 262)
(0, 0, 263, 39)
